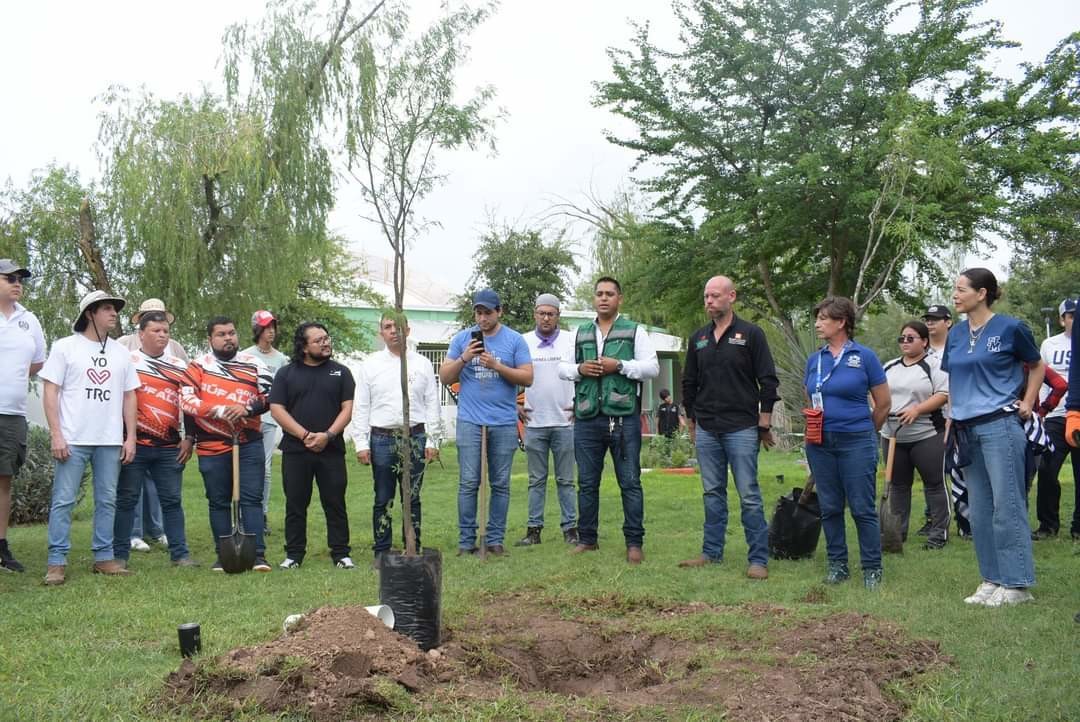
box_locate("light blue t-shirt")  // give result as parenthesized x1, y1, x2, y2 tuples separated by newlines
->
(941, 314, 1040, 421)
(447, 324, 531, 426)
(803, 341, 887, 433)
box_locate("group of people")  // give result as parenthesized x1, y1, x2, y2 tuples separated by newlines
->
(0, 257, 1076, 609)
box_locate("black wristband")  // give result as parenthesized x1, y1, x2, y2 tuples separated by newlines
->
(757, 426, 771, 433)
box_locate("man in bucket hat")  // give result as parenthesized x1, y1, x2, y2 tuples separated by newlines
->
(0, 260, 47, 573)
(119, 299, 188, 361)
(39, 290, 140, 585)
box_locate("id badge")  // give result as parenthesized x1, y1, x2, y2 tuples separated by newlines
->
(811, 392, 824, 410)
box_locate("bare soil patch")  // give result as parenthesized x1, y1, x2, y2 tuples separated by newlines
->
(160, 593, 949, 721)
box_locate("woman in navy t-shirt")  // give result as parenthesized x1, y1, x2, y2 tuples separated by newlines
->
(803, 296, 890, 589)
(942, 268, 1043, 607)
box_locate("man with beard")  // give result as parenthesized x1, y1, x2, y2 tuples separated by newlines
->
(40, 290, 140, 585)
(270, 323, 356, 569)
(180, 317, 273, 572)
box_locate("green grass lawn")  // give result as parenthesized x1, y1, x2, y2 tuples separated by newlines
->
(1, 445, 1077, 720)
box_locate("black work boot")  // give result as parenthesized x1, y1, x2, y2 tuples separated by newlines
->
(0, 539, 24, 573)
(563, 527, 579, 544)
(514, 527, 542, 547)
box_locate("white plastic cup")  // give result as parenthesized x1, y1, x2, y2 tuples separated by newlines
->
(364, 604, 395, 629)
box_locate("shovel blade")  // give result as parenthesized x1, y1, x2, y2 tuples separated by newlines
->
(219, 530, 257, 574)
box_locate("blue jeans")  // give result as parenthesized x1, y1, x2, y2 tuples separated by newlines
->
(131, 472, 164, 539)
(574, 414, 645, 548)
(47, 445, 122, 565)
(805, 430, 881, 570)
(695, 426, 768, 566)
(524, 425, 577, 530)
(456, 420, 516, 549)
(261, 422, 279, 515)
(963, 415, 1035, 588)
(371, 432, 427, 552)
(113, 445, 190, 561)
(197, 441, 266, 557)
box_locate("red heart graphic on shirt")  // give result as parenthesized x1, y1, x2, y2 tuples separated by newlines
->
(87, 369, 111, 384)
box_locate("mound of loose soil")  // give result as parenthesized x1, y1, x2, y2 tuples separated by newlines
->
(161, 594, 949, 721)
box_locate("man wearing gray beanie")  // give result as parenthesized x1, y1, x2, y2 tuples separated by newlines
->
(515, 294, 578, 546)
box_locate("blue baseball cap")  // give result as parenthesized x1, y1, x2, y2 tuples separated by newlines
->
(473, 288, 500, 311)
(1060, 298, 1077, 316)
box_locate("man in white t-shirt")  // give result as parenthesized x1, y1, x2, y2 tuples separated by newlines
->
(39, 290, 140, 585)
(244, 309, 289, 536)
(515, 294, 578, 547)
(0, 260, 46, 573)
(1033, 298, 1077, 539)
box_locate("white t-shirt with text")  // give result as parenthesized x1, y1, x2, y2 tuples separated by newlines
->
(522, 329, 575, 428)
(1040, 332, 1071, 419)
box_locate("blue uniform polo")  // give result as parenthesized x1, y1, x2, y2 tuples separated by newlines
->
(803, 341, 887, 433)
(942, 314, 1041, 421)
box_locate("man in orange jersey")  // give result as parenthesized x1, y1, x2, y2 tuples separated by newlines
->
(112, 310, 198, 569)
(180, 316, 274, 572)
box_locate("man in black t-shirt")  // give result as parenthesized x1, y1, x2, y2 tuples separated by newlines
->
(656, 389, 683, 438)
(269, 323, 356, 569)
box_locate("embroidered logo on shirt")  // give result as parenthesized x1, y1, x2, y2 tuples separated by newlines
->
(728, 333, 747, 346)
(986, 336, 1002, 353)
(328, 369, 342, 376)
(845, 355, 862, 368)
(695, 337, 709, 350)
(18, 320, 29, 330)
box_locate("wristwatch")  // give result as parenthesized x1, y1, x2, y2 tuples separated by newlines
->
(616, 361, 624, 373)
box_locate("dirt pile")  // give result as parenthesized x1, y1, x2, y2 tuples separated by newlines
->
(161, 595, 949, 721)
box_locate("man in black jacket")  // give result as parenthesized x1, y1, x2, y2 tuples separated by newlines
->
(679, 276, 780, 579)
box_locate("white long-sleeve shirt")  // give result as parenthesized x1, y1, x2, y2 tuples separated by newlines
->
(558, 315, 659, 390)
(349, 348, 440, 451)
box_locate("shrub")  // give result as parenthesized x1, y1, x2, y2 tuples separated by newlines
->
(641, 432, 695, 468)
(10, 425, 86, 525)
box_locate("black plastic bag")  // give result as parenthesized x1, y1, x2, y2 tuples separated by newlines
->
(378, 548, 443, 651)
(768, 484, 821, 560)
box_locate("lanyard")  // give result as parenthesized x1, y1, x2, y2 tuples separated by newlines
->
(815, 341, 852, 393)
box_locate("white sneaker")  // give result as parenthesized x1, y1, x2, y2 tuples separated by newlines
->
(279, 558, 301, 569)
(154, 534, 168, 546)
(130, 538, 151, 553)
(984, 587, 1034, 607)
(335, 557, 355, 569)
(963, 581, 999, 604)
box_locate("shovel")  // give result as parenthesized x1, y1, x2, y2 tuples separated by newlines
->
(879, 423, 904, 554)
(478, 425, 488, 560)
(219, 432, 257, 573)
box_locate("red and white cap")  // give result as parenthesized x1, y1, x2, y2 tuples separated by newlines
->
(252, 310, 277, 328)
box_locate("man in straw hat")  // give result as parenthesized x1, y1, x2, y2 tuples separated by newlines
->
(39, 290, 140, 585)
(119, 299, 188, 360)
(0, 259, 47, 573)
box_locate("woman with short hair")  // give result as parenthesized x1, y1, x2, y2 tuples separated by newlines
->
(943, 268, 1043, 607)
(803, 296, 891, 589)
(881, 320, 950, 549)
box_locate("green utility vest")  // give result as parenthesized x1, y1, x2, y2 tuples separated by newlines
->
(574, 316, 639, 419)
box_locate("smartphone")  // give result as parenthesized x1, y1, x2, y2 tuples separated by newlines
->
(470, 329, 485, 351)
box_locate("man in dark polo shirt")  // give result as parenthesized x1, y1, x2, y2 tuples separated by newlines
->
(679, 275, 780, 579)
(269, 323, 356, 569)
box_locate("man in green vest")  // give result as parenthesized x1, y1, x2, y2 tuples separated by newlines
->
(559, 277, 658, 563)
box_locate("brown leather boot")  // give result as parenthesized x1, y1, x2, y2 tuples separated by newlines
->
(627, 546, 644, 564)
(92, 560, 132, 576)
(678, 555, 717, 568)
(44, 565, 66, 586)
(569, 543, 599, 554)
(747, 564, 769, 580)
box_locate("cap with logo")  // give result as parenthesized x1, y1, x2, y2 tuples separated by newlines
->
(73, 290, 127, 332)
(473, 288, 501, 311)
(1060, 298, 1077, 317)
(922, 305, 952, 320)
(131, 298, 175, 325)
(0, 259, 31, 278)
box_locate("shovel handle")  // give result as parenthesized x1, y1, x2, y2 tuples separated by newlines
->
(884, 435, 897, 486)
(798, 475, 815, 505)
(232, 433, 241, 503)
(478, 425, 488, 560)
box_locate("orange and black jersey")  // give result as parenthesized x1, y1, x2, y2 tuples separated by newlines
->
(180, 351, 272, 456)
(131, 350, 194, 447)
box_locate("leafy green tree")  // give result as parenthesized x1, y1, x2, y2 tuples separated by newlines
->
(998, 256, 1080, 343)
(595, 0, 1080, 352)
(456, 224, 579, 331)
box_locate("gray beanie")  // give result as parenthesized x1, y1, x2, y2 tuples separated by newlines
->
(535, 293, 561, 310)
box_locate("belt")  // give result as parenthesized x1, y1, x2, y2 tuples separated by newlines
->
(371, 424, 425, 436)
(952, 407, 1015, 430)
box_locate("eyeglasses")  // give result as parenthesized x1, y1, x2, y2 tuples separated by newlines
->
(2, 274, 24, 285)
(897, 335, 920, 343)
(535, 311, 558, 318)
(309, 335, 332, 345)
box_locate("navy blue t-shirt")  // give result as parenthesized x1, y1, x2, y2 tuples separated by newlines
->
(803, 341, 887, 432)
(942, 314, 1041, 421)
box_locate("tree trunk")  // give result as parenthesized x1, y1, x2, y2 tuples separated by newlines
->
(394, 248, 418, 556)
(77, 198, 113, 294)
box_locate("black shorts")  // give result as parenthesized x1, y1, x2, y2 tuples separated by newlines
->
(0, 415, 28, 477)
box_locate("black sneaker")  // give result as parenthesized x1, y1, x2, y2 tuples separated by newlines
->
(0, 540, 25, 573)
(210, 559, 224, 572)
(253, 557, 272, 572)
(563, 527, 579, 545)
(915, 521, 932, 537)
(514, 527, 542, 547)
(1031, 527, 1058, 541)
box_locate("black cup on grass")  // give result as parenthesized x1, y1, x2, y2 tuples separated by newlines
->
(178, 623, 201, 657)
(776, 474, 785, 484)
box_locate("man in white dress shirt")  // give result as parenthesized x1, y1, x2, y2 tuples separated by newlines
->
(351, 314, 440, 566)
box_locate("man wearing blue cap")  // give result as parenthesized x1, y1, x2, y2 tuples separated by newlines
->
(1035, 298, 1077, 540)
(440, 289, 533, 556)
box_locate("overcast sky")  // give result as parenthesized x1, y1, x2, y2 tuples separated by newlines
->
(2, 1, 1077, 293)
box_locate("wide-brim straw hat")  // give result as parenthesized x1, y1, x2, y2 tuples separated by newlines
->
(130, 298, 175, 325)
(73, 290, 127, 332)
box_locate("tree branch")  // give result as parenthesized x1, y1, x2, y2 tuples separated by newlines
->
(77, 198, 113, 294)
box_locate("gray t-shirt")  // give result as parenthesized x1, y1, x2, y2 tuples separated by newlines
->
(243, 344, 289, 426)
(881, 354, 948, 443)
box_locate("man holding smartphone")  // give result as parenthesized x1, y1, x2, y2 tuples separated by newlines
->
(440, 289, 533, 556)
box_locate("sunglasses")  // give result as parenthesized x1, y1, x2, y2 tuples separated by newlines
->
(2, 273, 24, 284)
(897, 335, 921, 343)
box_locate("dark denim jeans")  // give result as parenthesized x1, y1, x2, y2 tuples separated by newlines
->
(805, 430, 881, 570)
(113, 445, 190, 561)
(695, 426, 768, 566)
(574, 414, 644, 548)
(371, 431, 427, 552)
(197, 441, 265, 557)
